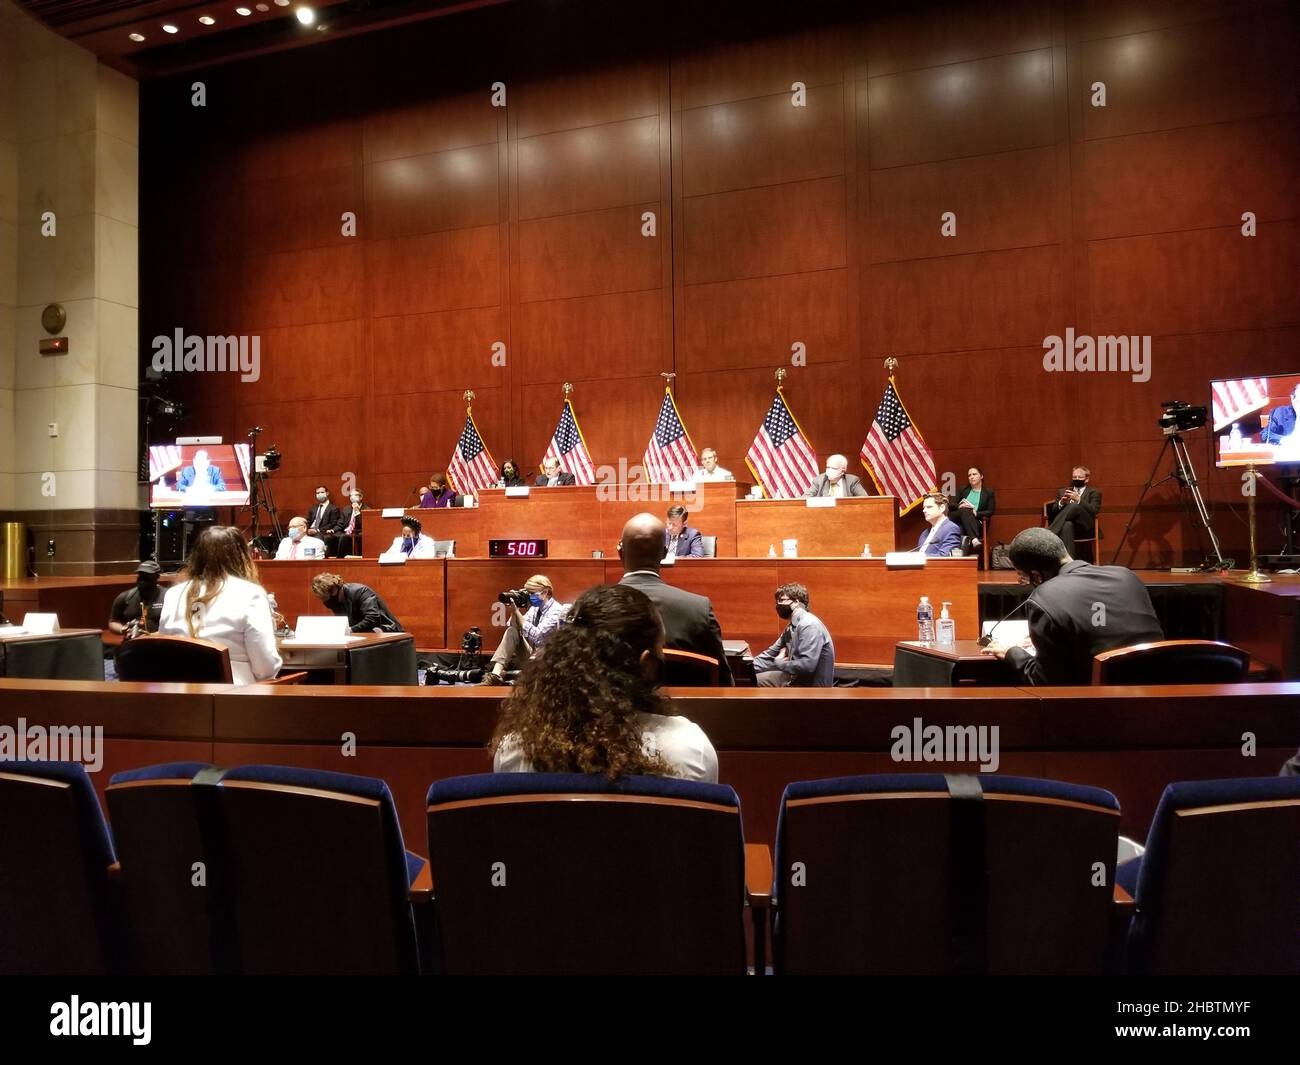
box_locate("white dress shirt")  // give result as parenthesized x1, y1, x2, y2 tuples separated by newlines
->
(692, 466, 733, 482)
(274, 534, 326, 560)
(494, 712, 718, 782)
(386, 533, 440, 559)
(159, 576, 284, 685)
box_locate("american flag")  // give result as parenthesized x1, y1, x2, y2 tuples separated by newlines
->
(542, 399, 595, 485)
(1212, 377, 1269, 431)
(643, 389, 699, 484)
(860, 378, 936, 515)
(447, 413, 499, 495)
(745, 391, 820, 499)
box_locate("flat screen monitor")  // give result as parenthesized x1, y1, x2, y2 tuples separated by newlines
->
(1212, 373, 1300, 467)
(149, 443, 252, 507)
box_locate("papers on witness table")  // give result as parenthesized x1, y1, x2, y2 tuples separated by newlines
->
(981, 619, 1036, 654)
(286, 616, 359, 643)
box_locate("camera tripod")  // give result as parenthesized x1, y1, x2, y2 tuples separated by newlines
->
(1111, 431, 1231, 570)
(243, 427, 283, 547)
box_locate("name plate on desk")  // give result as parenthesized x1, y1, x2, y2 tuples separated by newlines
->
(504, 486, 531, 498)
(805, 496, 837, 508)
(885, 551, 927, 568)
(668, 480, 697, 493)
(377, 552, 408, 566)
(381, 507, 406, 518)
(21, 613, 60, 634)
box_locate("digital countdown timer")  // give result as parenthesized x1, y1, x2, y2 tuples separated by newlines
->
(488, 539, 549, 558)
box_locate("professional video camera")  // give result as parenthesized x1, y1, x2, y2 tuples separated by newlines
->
(497, 588, 531, 608)
(425, 626, 485, 685)
(1157, 400, 1207, 436)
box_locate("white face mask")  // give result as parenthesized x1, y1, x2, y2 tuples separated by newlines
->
(316, 493, 327, 501)
(350, 496, 361, 506)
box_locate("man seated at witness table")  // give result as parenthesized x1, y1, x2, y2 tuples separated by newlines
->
(752, 582, 835, 687)
(981, 528, 1163, 686)
(175, 448, 226, 493)
(950, 465, 995, 550)
(108, 560, 166, 636)
(419, 472, 457, 508)
(333, 489, 365, 557)
(535, 457, 576, 487)
(311, 572, 403, 633)
(481, 574, 566, 685)
(692, 447, 733, 482)
(490, 584, 718, 782)
(385, 516, 440, 559)
(664, 504, 704, 558)
(496, 459, 527, 488)
(916, 492, 963, 556)
(617, 513, 733, 685)
(1048, 464, 1101, 554)
(158, 526, 282, 685)
(275, 516, 326, 560)
(306, 485, 342, 543)
(804, 454, 868, 498)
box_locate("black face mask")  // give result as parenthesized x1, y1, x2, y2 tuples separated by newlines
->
(776, 603, 795, 620)
(137, 580, 157, 597)
(1071, 479, 1086, 489)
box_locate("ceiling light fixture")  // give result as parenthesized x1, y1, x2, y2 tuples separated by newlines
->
(295, 6, 315, 25)
(128, 32, 145, 41)
(199, 15, 215, 24)
(162, 23, 179, 33)
(235, 6, 252, 14)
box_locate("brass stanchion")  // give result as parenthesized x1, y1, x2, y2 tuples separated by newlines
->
(1241, 464, 1271, 584)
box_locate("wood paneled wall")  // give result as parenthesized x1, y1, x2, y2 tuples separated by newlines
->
(139, 0, 1300, 565)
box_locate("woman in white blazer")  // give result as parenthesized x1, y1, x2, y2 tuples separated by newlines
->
(159, 525, 284, 685)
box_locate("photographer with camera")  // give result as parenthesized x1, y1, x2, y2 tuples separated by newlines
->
(481, 574, 566, 685)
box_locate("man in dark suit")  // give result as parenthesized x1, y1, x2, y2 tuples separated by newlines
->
(804, 454, 869, 498)
(617, 513, 733, 685)
(307, 486, 342, 544)
(1047, 465, 1101, 554)
(664, 504, 704, 558)
(982, 528, 1163, 686)
(333, 490, 365, 558)
(311, 572, 403, 633)
(535, 457, 576, 487)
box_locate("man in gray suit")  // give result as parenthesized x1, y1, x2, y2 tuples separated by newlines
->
(617, 513, 733, 685)
(804, 454, 869, 498)
(982, 528, 1163, 686)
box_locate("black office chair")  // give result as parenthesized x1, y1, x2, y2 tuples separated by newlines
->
(663, 648, 721, 686)
(1092, 640, 1250, 685)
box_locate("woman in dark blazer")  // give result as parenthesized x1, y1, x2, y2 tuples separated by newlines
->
(950, 466, 996, 548)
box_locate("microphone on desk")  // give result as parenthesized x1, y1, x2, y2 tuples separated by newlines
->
(977, 595, 1033, 647)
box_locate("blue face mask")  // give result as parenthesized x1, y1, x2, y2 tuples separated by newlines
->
(528, 593, 543, 607)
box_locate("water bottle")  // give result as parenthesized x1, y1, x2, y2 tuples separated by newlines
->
(1230, 423, 1242, 450)
(768, 544, 777, 558)
(917, 596, 934, 643)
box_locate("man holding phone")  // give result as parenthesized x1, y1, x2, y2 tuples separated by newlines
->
(1048, 465, 1101, 554)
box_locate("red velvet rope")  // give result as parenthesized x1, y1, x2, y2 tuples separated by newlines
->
(1254, 472, 1300, 510)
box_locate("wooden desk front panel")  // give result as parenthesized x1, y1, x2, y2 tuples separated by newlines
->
(736, 497, 898, 556)
(258, 560, 446, 647)
(475, 486, 605, 558)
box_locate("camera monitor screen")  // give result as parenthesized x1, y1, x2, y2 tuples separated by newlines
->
(149, 443, 252, 507)
(1212, 373, 1300, 467)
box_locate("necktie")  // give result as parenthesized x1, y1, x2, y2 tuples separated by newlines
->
(345, 510, 356, 535)
(291, 540, 298, 560)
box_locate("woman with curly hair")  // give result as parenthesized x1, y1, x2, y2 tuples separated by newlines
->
(490, 584, 718, 782)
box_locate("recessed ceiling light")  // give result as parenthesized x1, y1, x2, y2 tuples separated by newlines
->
(295, 6, 314, 24)
(128, 32, 145, 41)
(274, 0, 290, 6)
(255, 3, 269, 10)
(199, 15, 215, 24)
(235, 6, 252, 14)
(162, 23, 179, 33)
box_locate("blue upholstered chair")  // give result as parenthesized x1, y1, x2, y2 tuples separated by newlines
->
(1116, 776, 1300, 974)
(0, 760, 118, 974)
(773, 773, 1121, 974)
(107, 762, 428, 974)
(106, 762, 218, 974)
(426, 773, 749, 974)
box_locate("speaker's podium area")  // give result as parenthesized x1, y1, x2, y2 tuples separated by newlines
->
(0, 0, 1297, 1030)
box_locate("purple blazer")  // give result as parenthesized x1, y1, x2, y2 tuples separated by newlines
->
(420, 487, 457, 509)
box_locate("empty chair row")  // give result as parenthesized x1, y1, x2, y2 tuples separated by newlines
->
(0, 761, 1295, 976)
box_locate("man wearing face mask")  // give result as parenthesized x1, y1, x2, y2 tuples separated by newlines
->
(481, 575, 566, 684)
(1047, 465, 1101, 555)
(752, 582, 835, 687)
(307, 486, 342, 543)
(333, 490, 365, 557)
(804, 454, 869, 498)
(981, 528, 1162, 686)
(108, 560, 167, 636)
(311, 572, 403, 633)
(275, 516, 327, 560)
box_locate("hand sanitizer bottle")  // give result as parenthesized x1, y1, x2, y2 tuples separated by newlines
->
(768, 544, 777, 558)
(937, 601, 955, 647)
(917, 596, 934, 643)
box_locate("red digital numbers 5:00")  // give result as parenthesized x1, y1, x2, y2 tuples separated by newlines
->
(489, 539, 548, 558)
